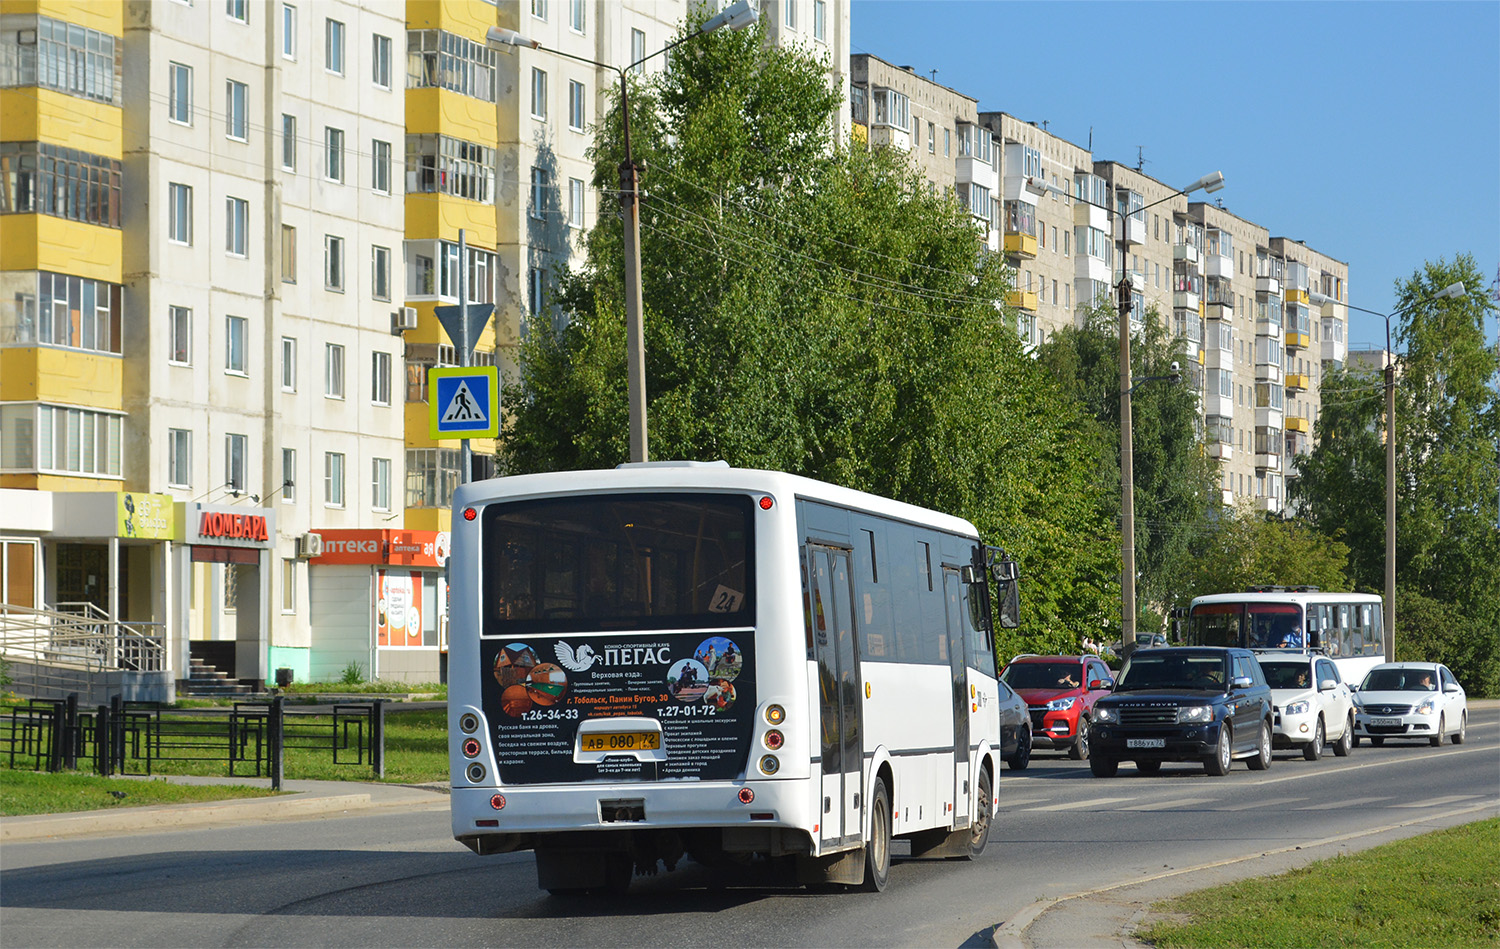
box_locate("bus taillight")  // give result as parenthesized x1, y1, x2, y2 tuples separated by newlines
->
(738, 788, 755, 804)
(466, 763, 486, 783)
(463, 507, 477, 521)
(759, 496, 774, 510)
(759, 755, 780, 775)
(763, 729, 784, 750)
(765, 704, 785, 725)
(462, 738, 481, 758)
(490, 793, 507, 810)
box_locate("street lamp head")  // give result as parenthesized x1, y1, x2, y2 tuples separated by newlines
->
(1183, 171, 1226, 195)
(1435, 281, 1466, 300)
(486, 26, 538, 50)
(701, 0, 760, 33)
(1309, 289, 1332, 306)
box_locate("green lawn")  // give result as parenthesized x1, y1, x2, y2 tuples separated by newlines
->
(0, 769, 281, 816)
(1137, 818, 1500, 948)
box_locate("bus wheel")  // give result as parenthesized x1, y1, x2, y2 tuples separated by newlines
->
(861, 778, 891, 892)
(967, 768, 993, 858)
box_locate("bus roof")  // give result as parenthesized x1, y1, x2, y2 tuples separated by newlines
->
(452, 464, 982, 539)
(1190, 590, 1381, 607)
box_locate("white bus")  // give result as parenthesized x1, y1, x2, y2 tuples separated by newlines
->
(448, 462, 1017, 893)
(1186, 587, 1386, 684)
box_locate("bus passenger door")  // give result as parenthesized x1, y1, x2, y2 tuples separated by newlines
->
(808, 543, 862, 849)
(942, 567, 970, 830)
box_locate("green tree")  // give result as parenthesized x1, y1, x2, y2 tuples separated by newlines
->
(1291, 255, 1500, 694)
(1177, 503, 1351, 604)
(1035, 303, 1219, 634)
(499, 16, 1119, 645)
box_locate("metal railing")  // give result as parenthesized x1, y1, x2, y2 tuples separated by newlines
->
(1, 603, 167, 698)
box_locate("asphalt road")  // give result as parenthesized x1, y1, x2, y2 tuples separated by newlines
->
(2, 708, 1496, 948)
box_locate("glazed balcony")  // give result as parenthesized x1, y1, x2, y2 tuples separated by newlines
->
(1286, 372, 1309, 392)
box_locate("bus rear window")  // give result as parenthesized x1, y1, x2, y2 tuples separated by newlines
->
(480, 493, 754, 635)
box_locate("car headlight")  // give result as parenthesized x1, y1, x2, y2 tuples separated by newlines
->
(1046, 697, 1079, 712)
(1177, 705, 1214, 723)
(1094, 706, 1118, 723)
(1414, 698, 1436, 715)
(1283, 700, 1310, 716)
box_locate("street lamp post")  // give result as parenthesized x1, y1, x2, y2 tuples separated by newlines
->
(1103, 171, 1224, 662)
(1308, 280, 1465, 661)
(488, 0, 757, 464)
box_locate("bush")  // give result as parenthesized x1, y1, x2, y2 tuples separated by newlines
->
(1397, 590, 1500, 698)
(340, 661, 365, 685)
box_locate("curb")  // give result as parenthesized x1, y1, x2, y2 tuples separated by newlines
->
(1, 789, 448, 843)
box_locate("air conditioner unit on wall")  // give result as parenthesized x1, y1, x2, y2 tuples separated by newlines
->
(391, 306, 418, 334)
(296, 532, 324, 559)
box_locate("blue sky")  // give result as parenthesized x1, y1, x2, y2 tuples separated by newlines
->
(850, 0, 1500, 350)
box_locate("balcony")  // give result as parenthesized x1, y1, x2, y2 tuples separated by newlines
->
(1208, 443, 1233, 461)
(1256, 318, 1283, 342)
(1174, 289, 1200, 311)
(1286, 331, 1311, 351)
(1006, 290, 1038, 311)
(1256, 451, 1281, 472)
(1004, 233, 1037, 258)
(1285, 288, 1309, 305)
(1117, 215, 1146, 247)
(1256, 406, 1284, 431)
(1205, 253, 1233, 278)
(1204, 346, 1233, 372)
(1286, 416, 1311, 434)
(1286, 372, 1309, 391)
(1256, 275, 1281, 296)
(1073, 201, 1109, 231)
(869, 124, 911, 152)
(1203, 393, 1233, 419)
(1256, 496, 1283, 514)
(1174, 243, 1201, 265)
(1256, 361, 1283, 385)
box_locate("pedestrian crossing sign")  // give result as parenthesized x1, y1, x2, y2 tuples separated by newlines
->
(429, 366, 500, 439)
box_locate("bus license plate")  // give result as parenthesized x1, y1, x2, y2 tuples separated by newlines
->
(582, 732, 661, 753)
(1127, 738, 1165, 749)
(1370, 718, 1401, 728)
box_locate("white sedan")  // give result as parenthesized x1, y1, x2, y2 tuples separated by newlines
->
(1352, 662, 1468, 747)
(1259, 653, 1355, 759)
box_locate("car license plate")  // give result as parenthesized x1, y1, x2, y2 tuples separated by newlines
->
(1127, 738, 1165, 749)
(581, 731, 661, 753)
(1370, 718, 1401, 728)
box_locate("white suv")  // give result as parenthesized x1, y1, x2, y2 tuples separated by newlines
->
(1353, 662, 1468, 747)
(1258, 652, 1355, 760)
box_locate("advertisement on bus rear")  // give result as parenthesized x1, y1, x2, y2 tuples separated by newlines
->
(481, 632, 754, 784)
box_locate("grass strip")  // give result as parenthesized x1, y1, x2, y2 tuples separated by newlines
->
(1, 769, 280, 816)
(1137, 817, 1500, 948)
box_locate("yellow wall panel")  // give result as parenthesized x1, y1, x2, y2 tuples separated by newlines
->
(1, 216, 122, 282)
(1, 346, 123, 408)
(7, 0, 123, 35)
(405, 87, 497, 143)
(401, 506, 451, 533)
(405, 0, 498, 38)
(0, 89, 122, 157)
(404, 192, 497, 245)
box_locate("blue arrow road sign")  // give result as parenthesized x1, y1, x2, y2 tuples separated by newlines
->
(429, 366, 500, 439)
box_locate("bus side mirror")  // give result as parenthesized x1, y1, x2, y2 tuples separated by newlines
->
(991, 560, 1019, 582)
(961, 565, 980, 584)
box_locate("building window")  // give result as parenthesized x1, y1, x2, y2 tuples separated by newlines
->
(372, 139, 391, 193)
(169, 306, 191, 365)
(281, 447, 296, 502)
(227, 0, 248, 23)
(324, 234, 344, 290)
(785, 0, 797, 29)
(325, 18, 345, 74)
(528, 266, 546, 315)
(404, 135, 495, 203)
(531, 67, 547, 119)
(4, 272, 122, 354)
(943, 128, 950, 156)
(530, 166, 550, 219)
(4, 15, 121, 104)
(372, 34, 392, 88)
(225, 196, 248, 255)
(225, 433, 247, 492)
(325, 452, 345, 507)
(405, 30, 497, 102)
(225, 79, 247, 140)
(372, 351, 391, 405)
(168, 428, 191, 487)
(814, 0, 826, 41)
(281, 224, 296, 283)
(404, 447, 461, 508)
(569, 0, 585, 33)
(568, 177, 584, 228)
(1, 404, 122, 476)
(372, 244, 391, 300)
(0, 142, 123, 228)
(531, 0, 547, 20)
(325, 127, 344, 182)
(225, 315, 247, 374)
(281, 4, 296, 58)
(281, 114, 296, 170)
(169, 62, 193, 124)
(166, 182, 192, 245)
(281, 558, 296, 613)
(568, 80, 585, 131)
(281, 336, 296, 391)
(631, 29, 646, 73)
(372, 457, 391, 511)
(325, 342, 345, 398)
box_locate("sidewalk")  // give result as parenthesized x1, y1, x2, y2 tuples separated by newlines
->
(2, 774, 450, 843)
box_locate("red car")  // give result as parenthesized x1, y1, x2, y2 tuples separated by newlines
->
(999, 654, 1114, 760)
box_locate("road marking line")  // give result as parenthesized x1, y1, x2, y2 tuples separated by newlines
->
(1216, 796, 1305, 811)
(1299, 796, 1388, 810)
(1243, 741, 1497, 788)
(1027, 796, 1136, 811)
(997, 797, 1050, 809)
(1120, 797, 1214, 811)
(1391, 794, 1480, 809)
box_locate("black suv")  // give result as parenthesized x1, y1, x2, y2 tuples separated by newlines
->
(1088, 647, 1274, 777)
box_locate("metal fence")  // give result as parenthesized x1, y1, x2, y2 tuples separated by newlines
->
(0, 695, 386, 790)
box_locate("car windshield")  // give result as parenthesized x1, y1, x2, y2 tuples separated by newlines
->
(1116, 654, 1227, 692)
(1361, 668, 1437, 692)
(1261, 663, 1312, 690)
(1002, 662, 1084, 690)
